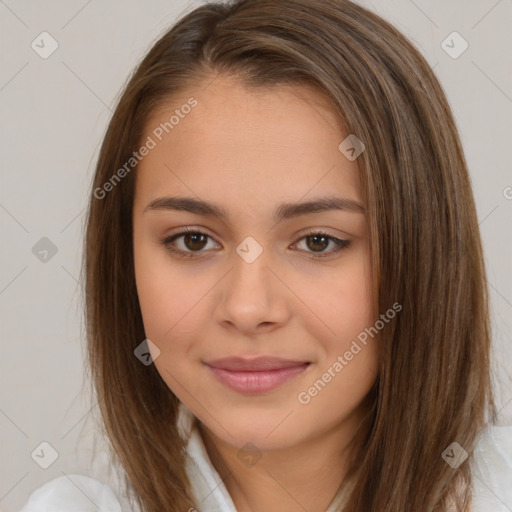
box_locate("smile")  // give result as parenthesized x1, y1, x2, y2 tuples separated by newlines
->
(205, 363, 310, 394)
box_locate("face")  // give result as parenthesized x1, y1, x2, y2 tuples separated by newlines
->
(132, 74, 378, 452)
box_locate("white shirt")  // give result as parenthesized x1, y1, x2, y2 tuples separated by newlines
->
(19, 403, 512, 511)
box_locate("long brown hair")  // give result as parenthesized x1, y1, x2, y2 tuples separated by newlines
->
(82, 1, 497, 510)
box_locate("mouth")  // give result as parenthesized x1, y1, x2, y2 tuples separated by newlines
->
(204, 356, 311, 394)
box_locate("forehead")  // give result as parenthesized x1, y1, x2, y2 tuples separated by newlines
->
(144, 75, 347, 155)
(134, 75, 363, 219)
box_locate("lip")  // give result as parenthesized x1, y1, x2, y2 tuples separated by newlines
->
(205, 356, 311, 394)
(205, 356, 309, 371)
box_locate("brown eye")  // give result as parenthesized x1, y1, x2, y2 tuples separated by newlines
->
(305, 234, 330, 252)
(162, 229, 219, 258)
(162, 229, 351, 260)
(294, 232, 351, 259)
(181, 232, 208, 251)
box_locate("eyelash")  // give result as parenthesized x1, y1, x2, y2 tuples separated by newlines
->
(161, 227, 351, 260)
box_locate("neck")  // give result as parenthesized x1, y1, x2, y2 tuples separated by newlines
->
(198, 401, 372, 512)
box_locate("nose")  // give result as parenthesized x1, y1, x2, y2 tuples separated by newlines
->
(213, 248, 291, 336)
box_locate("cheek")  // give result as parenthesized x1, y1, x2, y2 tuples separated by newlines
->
(134, 261, 205, 390)
(300, 342, 378, 430)
(305, 251, 377, 387)
(309, 255, 374, 347)
(133, 251, 225, 400)
(135, 268, 207, 345)
(134, 239, 188, 346)
(300, 268, 378, 416)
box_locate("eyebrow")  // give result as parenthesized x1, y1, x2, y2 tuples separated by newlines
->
(143, 195, 366, 221)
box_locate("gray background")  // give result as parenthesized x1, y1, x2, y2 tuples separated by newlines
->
(1, 0, 511, 510)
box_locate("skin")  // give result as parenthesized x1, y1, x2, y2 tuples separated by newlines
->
(132, 74, 379, 512)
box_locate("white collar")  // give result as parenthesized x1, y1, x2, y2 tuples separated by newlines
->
(176, 401, 351, 512)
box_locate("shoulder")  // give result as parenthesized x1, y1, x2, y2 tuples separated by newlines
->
(471, 424, 512, 512)
(19, 473, 122, 512)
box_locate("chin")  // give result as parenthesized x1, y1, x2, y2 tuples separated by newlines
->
(201, 407, 307, 451)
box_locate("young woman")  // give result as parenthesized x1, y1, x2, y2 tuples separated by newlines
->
(20, 0, 512, 511)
